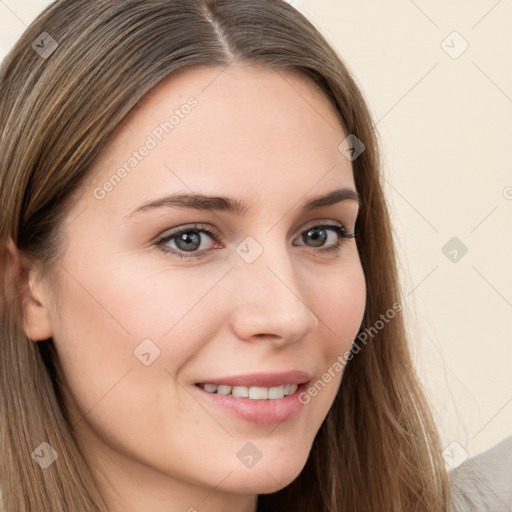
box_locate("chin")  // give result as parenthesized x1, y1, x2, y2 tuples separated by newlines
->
(224, 458, 307, 495)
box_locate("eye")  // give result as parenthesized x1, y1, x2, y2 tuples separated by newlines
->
(156, 223, 220, 259)
(155, 221, 356, 259)
(294, 222, 355, 255)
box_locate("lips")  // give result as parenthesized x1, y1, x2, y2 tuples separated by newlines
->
(194, 379, 310, 425)
(192, 370, 313, 425)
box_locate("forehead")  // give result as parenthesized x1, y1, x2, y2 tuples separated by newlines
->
(124, 63, 343, 130)
(81, 64, 354, 215)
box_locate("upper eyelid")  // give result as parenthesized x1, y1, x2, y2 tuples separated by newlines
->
(159, 219, 350, 240)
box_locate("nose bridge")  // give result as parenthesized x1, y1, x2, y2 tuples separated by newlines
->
(229, 233, 318, 343)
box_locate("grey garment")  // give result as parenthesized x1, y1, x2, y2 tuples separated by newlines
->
(450, 436, 512, 511)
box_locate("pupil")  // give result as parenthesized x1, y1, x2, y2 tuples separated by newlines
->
(306, 228, 326, 247)
(176, 231, 200, 251)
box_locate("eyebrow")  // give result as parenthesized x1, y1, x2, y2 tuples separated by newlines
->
(126, 187, 361, 218)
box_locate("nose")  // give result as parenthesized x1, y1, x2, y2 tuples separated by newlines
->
(228, 240, 319, 347)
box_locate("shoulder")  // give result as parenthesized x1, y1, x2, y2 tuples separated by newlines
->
(450, 436, 512, 512)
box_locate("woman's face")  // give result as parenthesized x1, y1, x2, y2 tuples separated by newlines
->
(26, 64, 366, 510)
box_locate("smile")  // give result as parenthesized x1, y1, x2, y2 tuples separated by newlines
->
(196, 383, 299, 399)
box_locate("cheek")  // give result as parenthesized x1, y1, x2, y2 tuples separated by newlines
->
(47, 262, 223, 465)
(48, 255, 229, 414)
(318, 259, 367, 354)
(301, 259, 366, 409)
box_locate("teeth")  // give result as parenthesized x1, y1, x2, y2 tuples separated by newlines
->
(217, 385, 231, 396)
(198, 383, 299, 399)
(249, 386, 268, 399)
(232, 386, 249, 397)
(268, 385, 284, 399)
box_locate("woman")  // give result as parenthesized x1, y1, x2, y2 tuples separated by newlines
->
(0, 0, 451, 510)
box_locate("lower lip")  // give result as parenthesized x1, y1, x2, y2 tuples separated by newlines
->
(193, 382, 309, 425)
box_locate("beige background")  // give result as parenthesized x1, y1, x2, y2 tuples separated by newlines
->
(0, 0, 511, 465)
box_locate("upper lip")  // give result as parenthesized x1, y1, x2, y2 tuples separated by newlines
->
(195, 370, 312, 388)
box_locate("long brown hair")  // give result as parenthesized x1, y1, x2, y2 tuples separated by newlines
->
(0, 1, 451, 510)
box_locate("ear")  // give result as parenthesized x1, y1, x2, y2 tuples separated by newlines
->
(4, 238, 54, 342)
(23, 270, 54, 342)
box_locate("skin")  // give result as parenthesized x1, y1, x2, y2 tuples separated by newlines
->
(22, 63, 366, 512)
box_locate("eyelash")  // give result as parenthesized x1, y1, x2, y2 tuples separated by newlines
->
(155, 222, 357, 260)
